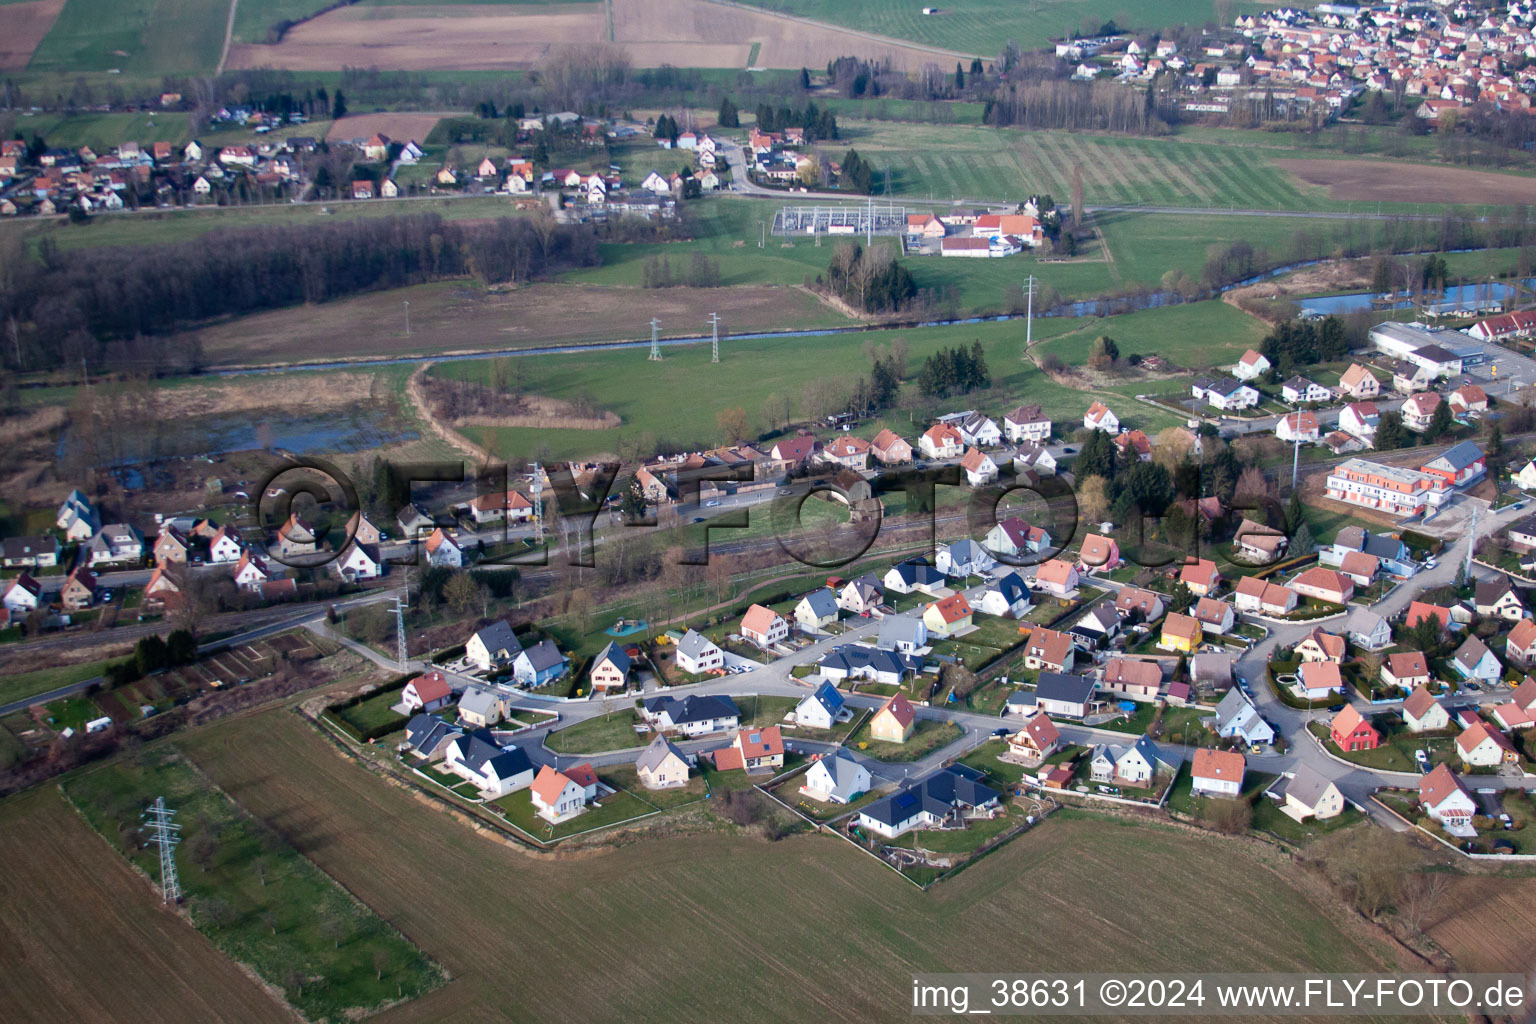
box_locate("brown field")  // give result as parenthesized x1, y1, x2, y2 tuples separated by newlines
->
(148, 710, 1397, 1022)
(228, 0, 959, 72)
(1277, 157, 1536, 205)
(0, 0, 64, 72)
(324, 111, 456, 144)
(1426, 875, 1536, 973)
(186, 280, 846, 368)
(0, 788, 293, 1024)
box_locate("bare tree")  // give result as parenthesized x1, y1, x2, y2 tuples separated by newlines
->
(1400, 872, 1452, 934)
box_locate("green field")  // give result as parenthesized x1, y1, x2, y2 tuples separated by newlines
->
(1032, 299, 1269, 369)
(61, 745, 442, 1022)
(28, 0, 228, 74)
(732, 0, 1268, 58)
(0, 658, 112, 708)
(433, 299, 1231, 460)
(9, 110, 192, 150)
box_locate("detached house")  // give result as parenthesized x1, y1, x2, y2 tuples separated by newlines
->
(1266, 766, 1345, 822)
(869, 693, 918, 743)
(870, 429, 913, 465)
(741, 603, 790, 649)
(1451, 635, 1501, 684)
(60, 567, 98, 611)
(1191, 748, 1246, 797)
(1419, 763, 1477, 833)
(1337, 363, 1380, 399)
(636, 735, 692, 789)
(1102, 658, 1162, 702)
(1457, 720, 1519, 768)
(423, 528, 462, 568)
(512, 639, 569, 689)
(1192, 597, 1235, 635)
(674, 629, 723, 675)
(1234, 576, 1298, 616)
(919, 423, 965, 460)
(1276, 410, 1321, 444)
(923, 593, 973, 638)
(800, 749, 871, 804)
(1033, 559, 1078, 598)
(793, 589, 839, 633)
(1281, 376, 1331, 404)
(1083, 402, 1119, 433)
(1233, 349, 1270, 380)
(794, 681, 847, 730)
(445, 732, 535, 799)
(1295, 627, 1345, 664)
(1078, 534, 1120, 570)
(1506, 618, 1536, 667)
(936, 538, 993, 578)
(1298, 661, 1345, 701)
(1474, 577, 1524, 621)
(959, 448, 999, 487)
(709, 726, 785, 773)
(1114, 586, 1165, 623)
(1022, 627, 1075, 673)
(401, 672, 453, 713)
(986, 516, 1051, 559)
(1288, 566, 1353, 606)
(1003, 404, 1052, 443)
(1158, 613, 1202, 653)
(1402, 684, 1450, 733)
(1213, 688, 1274, 746)
(530, 764, 595, 822)
(590, 642, 633, 693)
(466, 621, 522, 672)
(1180, 558, 1222, 597)
(641, 694, 739, 736)
(1006, 713, 1061, 764)
(2, 574, 40, 614)
(1330, 705, 1381, 752)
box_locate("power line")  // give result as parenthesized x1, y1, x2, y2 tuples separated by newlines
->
(141, 797, 182, 904)
(708, 312, 721, 363)
(648, 318, 662, 361)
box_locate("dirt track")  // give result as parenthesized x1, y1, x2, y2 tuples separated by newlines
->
(1277, 157, 1536, 205)
(226, 0, 955, 71)
(0, 0, 64, 72)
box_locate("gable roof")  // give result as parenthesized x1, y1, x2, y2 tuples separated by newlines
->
(1453, 634, 1494, 672)
(408, 671, 452, 703)
(470, 619, 523, 657)
(531, 764, 581, 805)
(928, 593, 972, 624)
(1014, 712, 1060, 749)
(676, 629, 719, 660)
(741, 603, 783, 635)
(1386, 651, 1430, 679)
(1508, 618, 1536, 654)
(643, 693, 739, 725)
(1034, 672, 1095, 706)
(636, 734, 688, 773)
(1192, 747, 1245, 783)
(875, 693, 917, 729)
(1036, 559, 1076, 587)
(1331, 703, 1372, 736)
(1271, 765, 1335, 809)
(594, 641, 632, 676)
(1405, 601, 1451, 630)
(1103, 657, 1161, 688)
(1402, 684, 1441, 721)
(1419, 762, 1471, 808)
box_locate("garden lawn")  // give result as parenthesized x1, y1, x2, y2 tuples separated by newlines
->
(888, 803, 1029, 855)
(599, 765, 708, 810)
(334, 688, 409, 737)
(496, 787, 658, 841)
(847, 718, 962, 762)
(0, 658, 114, 707)
(545, 710, 648, 755)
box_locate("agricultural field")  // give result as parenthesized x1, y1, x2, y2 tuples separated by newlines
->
(1428, 874, 1536, 974)
(1031, 299, 1269, 370)
(26, 0, 228, 74)
(1276, 157, 1536, 205)
(2, 709, 1392, 1023)
(727, 0, 1270, 58)
(0, 787, 298, 1024)
(9, 109, 192, 149)
(0, 0, 64, 72)
(59, 745, 443, 1023)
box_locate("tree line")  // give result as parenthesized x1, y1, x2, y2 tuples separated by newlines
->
(0, 212, 608, 372)
(821, 242, 917, 314)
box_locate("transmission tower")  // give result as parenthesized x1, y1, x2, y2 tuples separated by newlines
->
(141, 797, 183, 904)
(530, 461, 545, 543)
(648, 318, 662, 361)
(1024, 274, 1036, 347)
(392, 586, 409, 671)
(708, 313, 721, 363)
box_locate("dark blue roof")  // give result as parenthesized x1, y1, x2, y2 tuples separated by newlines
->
(642, 694, 739, 725)
(859, 766, 999, 828)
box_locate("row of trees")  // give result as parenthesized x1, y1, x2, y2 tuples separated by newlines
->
(0, 212, 607, 372)
(821, 242, 916, 314)
(915, 342, 991, 400)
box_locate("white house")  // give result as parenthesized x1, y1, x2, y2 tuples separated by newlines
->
(1083, 402, 1119, 433)
(335, 542, 384, 580)
(530, 763, 592, 822)
(1281, 376, 1332, 404)
(1233, 349, 1270, 380)
(400, 671, 453, 713)
(1213, 689, 1274, 746)
(936, 539, 994, 578)
(794, 681, 847, 730)
(674, 629, 723, 674)
(1191, 748, 1245, 797)
(1419, 763, 1477, 835)
(960, 448, 999, 487)
(423, 528, 462, 568)
(442, 732, 534, 798)
(741, 603, 790, 649)
(2, 574, 41, 614)
(800, 750, 871, 804)
(1003, 404, 1052, 443)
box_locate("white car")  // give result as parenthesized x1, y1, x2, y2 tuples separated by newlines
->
(704, 500, 721, 507)
(1424, 556, 1438, 569)
(1415, 749, 1430, 772)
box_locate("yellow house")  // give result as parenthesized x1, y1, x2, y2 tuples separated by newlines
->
(869, 693, 917, 743)
(1158, 612, 1203, 654)
(922, 593, 973, 638)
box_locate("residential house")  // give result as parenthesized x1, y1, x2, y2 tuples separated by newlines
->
(936, 539, 994, 578)
(59, 567, 97, 611)
(1193, 377, 1261, 411)
(1419, 441, 1486, 489)
(153, 526, 190, 565)
(457, 686, 509, 728)
(1475, 577, 1525, 621)
(855, 765, 999, 839)
(641, 694, 739, 736)
(674, 629, 724, 675)
(1102, 658, 1162, 702)
(709, 726, 784, 773)
(1337, 551, 1379, 588)
(800, 750, 871, 804)
(1383, 651, 1433, 694)
(919, 423, 965, 459)
(1213, 688, 1275, 746)
(2, 574, 40, 614)
(444, 732, 535, 798)
(883, 559, 946, 595)
(269, 514, 317, 560)
(876, 614, 927, 653)
(1191, 652, 1235, 692)
(401, 672, 453, 713)
(1012, 443, 1057, 477)
(335, 542, 383, 581)
(56, 489, 99, 541)
(977, 572, 1033, 618)
(1276, 410, 1321, 444)
(231, 551, 272, 594)
(1457, 719, 1519, 767)
(1451, 635, 1501, 684)
(923, 593, 974, 638)
(402, 714, 459, 761)
(1266, 767, 1345, 822)
(945, 411, 1002, 447)
(1289, 566, 1353, 605)
(869, 693, 918, 743)
(1233, 349, 1271, 380)
(469, 490, 535, 524)
(1114, 586, 1166, 624)
(1033, 559, 1079, 598)
(1023, 628, 1075, 673)
(1003, 403, 1052, 443)
(466, 621, 523, 672)
(1078, 533, 1120, 570)
(741, 603, 790, 648)
(1180, 558, 1222, 596)
(1159, 613, 1203, 654)
(1281, 376, 1331, 404)
(1296, 627, 1346, 664)
(795, 682, 847, 730)
(817, 646, 920, 688)
(512, 639, 569, 689)
(1192, 597, 1235, 635)
(589, 642, 633, 693)
(1083, 401, 1119, 433)
(1234, 520, 1288, 564)
(1033, 672, 1097, 718)
(1339, 402, 1380, 444)
(1402, 684, 1450, 733)
(1402, 391, 1442, 432)
(1515, 459, 1536, 491)
(396, 504, 435, 539)
(530, 764, 592, 822)
(985, 516, 1051, 559)
(1191, 748, 1246, 797)
(423, 528, 463, 568)
(1448, 384, 1488, 416)
(1337, 363, 1380, 399)
(768, 435, 820, 472)
(870, 429, 914, 465)
(206, 525, 243, 563)
(959, 448, 999, 487)
(1419, 763, 1477, 833)
(1405, 601, 1452, 633)
(1006, 713, 1061, 764)
(2, 535, 59, 569)
(1330, 705, 1381, 752)
(1114, 429, 1153, 462)
(635, 735, 692, 789)
(88, 523, 143, 566)
(1506, 618, 1536, 667)
(837, 575, 883, 615)
(819, 435, 871, 471)
(1092, 735, 1172, 787)
(1344, 608, 1391, 652)
(1298, 661, 1345, 701)
(1070, 603, 1120, 646)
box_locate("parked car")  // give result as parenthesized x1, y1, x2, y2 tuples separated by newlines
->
(1329, 704, 1345, 714)
(1465, 682, 1482, 692)
(1415, 749, 1430, 772)
(704, 500, 720, 507)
